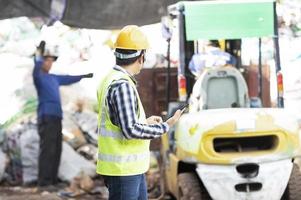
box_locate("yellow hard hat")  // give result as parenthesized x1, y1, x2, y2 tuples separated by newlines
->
(114, 25, 150, 50)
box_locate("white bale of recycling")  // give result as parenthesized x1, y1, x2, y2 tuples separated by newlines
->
(59, 142, 96, 182)
(0, 149, 6, 181)
(20, 125, 39, 184)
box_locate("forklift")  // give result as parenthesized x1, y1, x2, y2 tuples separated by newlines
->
(159, 1, 301, 199)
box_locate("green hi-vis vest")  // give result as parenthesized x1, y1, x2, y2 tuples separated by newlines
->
(96, 69, 150, 176)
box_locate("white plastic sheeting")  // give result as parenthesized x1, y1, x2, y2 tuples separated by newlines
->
(19, 124, 39, 184)
(58, 142, 96, 182)
(72, 111, 98, 145)
(0, 149, 6, 181)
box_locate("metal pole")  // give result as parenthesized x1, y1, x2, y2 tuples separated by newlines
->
(273, 1, 284, 107)
(177, 6, 188, 102)
(166, 38, 171, 111)
(258, 38, 263, 101)
(178, 6, 186, 76)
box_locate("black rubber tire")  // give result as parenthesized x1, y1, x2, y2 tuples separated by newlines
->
(178, 172, 211, 200)
(281, 163, 301, 200)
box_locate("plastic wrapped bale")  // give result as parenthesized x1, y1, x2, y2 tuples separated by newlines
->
(0, 128, 5, 146)
(3, 124, 23, 184)
(72, 111, 98, 145)
(19, 123, 39, 184)
(62, 115, 87, 149)
(0, 149, 6, 182)
(0, 128, 5, 182)
(76, 144, 98, 162)
(58, 142, 96, 182)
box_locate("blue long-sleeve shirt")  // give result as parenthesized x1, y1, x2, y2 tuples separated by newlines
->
(33, 57, 84, 119)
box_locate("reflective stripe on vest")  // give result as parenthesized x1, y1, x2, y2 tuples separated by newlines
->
(97, 127, 125, 140)
(98, 152, 149, 163)
(97, 106, 126, 139)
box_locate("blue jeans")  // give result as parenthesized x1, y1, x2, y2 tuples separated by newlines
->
(103, 174, 148, 200)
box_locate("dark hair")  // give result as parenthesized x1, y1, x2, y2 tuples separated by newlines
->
(115, 48, 144, 66)
(44, 55, 58, 61)
(209, 40, 220, 48)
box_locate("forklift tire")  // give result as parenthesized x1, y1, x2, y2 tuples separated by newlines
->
(281, 163, 301, 200)
(178, 172, 211, 200)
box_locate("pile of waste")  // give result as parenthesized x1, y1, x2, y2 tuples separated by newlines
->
(0, 16, 169, 199)
(278, 0, 301, 37)
(0, 101, 162, 199)
(0, 95, 110, 198)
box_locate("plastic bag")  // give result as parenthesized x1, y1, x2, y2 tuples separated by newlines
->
(58, 142, 96, 182)
(20, 125, 39, 184)
(0, 149, 6, 181)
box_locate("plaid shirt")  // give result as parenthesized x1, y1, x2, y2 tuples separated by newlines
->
(106, 65, 169, 139)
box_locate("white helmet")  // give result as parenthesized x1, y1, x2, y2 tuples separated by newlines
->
(43, 44, 59, 59)
(37, 40, 59, 59)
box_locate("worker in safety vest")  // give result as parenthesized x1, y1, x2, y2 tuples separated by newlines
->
(96, 25, 181, 200)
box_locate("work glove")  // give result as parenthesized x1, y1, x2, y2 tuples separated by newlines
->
(83, 73, 94, 78)
(36, 40, 46, 56)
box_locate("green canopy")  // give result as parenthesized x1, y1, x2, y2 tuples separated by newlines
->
(179, 0, 275, 40)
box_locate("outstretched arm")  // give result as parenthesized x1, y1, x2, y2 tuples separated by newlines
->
(55, 73, 93, 85)
(55, 75, 83, 85)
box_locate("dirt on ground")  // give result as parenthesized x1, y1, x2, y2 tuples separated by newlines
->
(0, 177, 108, 200)
(0, 168, 165, 200)
(0, 186, 109, 200)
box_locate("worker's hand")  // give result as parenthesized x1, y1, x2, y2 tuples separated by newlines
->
(166, 109, 181, 127)
(147, 116, 163, 125)
(83, 73, 94, 78)
(36, 40, 46, 56)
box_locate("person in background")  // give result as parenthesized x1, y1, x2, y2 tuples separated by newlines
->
(33, 41, 93, 191)
(96, 25, 181, 200)
(189, 40, 237, 76)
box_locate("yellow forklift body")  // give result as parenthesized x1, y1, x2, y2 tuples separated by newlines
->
(175, 108, 301, 165)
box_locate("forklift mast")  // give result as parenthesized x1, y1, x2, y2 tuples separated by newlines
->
(177, 6, 195, 100)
